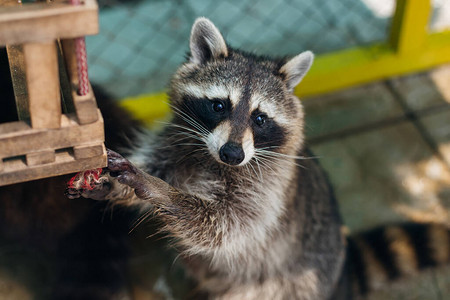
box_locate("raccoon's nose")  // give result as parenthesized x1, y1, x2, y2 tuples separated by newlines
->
(219, 142, 245, 165)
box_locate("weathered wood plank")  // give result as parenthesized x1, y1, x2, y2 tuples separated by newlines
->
(26, 149, 55, 166)
(57, 40, 75, 114)
(6, 44, 29, 120)
(23, 41, 61, 129)
(0, 0, 98, 46)
(72, 85, 99, 124)
(73, 143, 104, 159)
(0, 145, 107, 186)
(61, 38, 79, 88)
(0, 110, 104, 158)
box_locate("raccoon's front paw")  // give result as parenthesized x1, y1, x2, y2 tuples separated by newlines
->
(107, 149, 150, 198)
(107, 149, 171, 202)
(107, 149, 139, 175)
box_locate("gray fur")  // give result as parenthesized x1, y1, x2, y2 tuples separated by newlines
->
(280, 51, 314, 92)
(190, 17, 228, 65)
(68, 18, 346, 299)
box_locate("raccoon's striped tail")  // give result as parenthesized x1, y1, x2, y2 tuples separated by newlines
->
(347, 222, 450, 296)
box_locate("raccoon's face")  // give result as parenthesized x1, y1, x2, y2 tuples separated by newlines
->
(170, 18, 313, 167)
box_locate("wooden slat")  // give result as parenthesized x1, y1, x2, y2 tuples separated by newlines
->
(72, 84, 99, 124)
(56, 40, 75, 114)
(0, 110, 104, 158)
(73, 143, 104, 159)
(0, 0, 98, 46)
(6, 44, 29, 120)
(0, 145, 107, 186)
(26, 149, 55, 166)
(23, 41, 61, 129)
(61, 39, 79, 88)
(0, 120, 30, 135)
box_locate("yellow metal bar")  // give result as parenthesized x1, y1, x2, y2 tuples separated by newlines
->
(390, 0, 431, 53)
(296, 30, 450, 97)
(120, 92, 170, 127)
(120, 30, 450, 124)
(119, 0, 450, 125)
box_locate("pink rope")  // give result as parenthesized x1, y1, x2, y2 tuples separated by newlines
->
(67, 168, 105, 190)
(70, 0, 89, 95)
(75, 37, 89, 95)
(66, 0, 96, 185)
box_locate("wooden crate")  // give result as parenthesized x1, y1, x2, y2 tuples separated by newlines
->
(0, 0, 106, 186)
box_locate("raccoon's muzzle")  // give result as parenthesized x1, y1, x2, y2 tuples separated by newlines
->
(219, 142, 245, 165)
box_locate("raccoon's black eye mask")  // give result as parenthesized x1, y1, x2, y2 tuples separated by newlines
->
(182, 96, 231, 131)
(250, 109, 286, 149)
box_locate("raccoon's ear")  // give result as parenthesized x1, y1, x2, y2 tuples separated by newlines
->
(279, 51, 314, 92)
(190, 17, 228, 65)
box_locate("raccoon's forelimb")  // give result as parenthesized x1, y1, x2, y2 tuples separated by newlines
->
(65, 151, 137, 203)
(66, 150, 175, 206)
(105, 149, 224, 254)
(107, 149, 172, 203)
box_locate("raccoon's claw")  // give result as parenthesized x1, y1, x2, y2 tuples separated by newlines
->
(65, 187, 81, 199)
(106, 149, 140, 186)
(106, 149, 137, 174)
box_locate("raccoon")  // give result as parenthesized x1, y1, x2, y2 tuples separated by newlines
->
(67, 18, 450, 299)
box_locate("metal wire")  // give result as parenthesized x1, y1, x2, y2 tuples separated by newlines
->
(88, 0, 393, 99)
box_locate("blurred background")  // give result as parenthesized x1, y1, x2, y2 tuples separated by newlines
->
(88, 0, 448, 98)
(1, 0, 450, 299)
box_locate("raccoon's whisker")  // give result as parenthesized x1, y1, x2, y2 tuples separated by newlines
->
(254, 157, 276, 174)
(176, 147, 209, 164)
(171, 253, 183, 269)
(171, 132, 206, 144)
(256, 149, 316, 161)
(254, 155, 275, 172)
(177, 150, 206, 164)
(166, 127, 208, 143)
(157, 127, 206, 146)
(252, 157, 264, 182)
(259, 149, 320, 161)
(129, 209, 154, 233)
(256, 153, 295, 163)
(158, 133, 203, 146)
(253, 155, 282, 172)
(254, 151, 307, 169)
(244, 164, 252, 179)
(170, 105, 210, 136)
(177, 104, 211, 135)
(155, 135, 203, 150)
(160, 121, 208, 140)
(167, 120, 207, 137)
(158, 121, 202, 135)
(169, 131, 203, 141)
(170, 112, 209, 137)
(175, 143, 206, 147)
(247, 160, 260, 181)
(101, 200, 116, 223)
(156, 143, 206, 150)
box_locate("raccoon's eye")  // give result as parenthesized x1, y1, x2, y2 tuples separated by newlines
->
(212, 101, 225, 112)
(255, 114, 266, 126)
